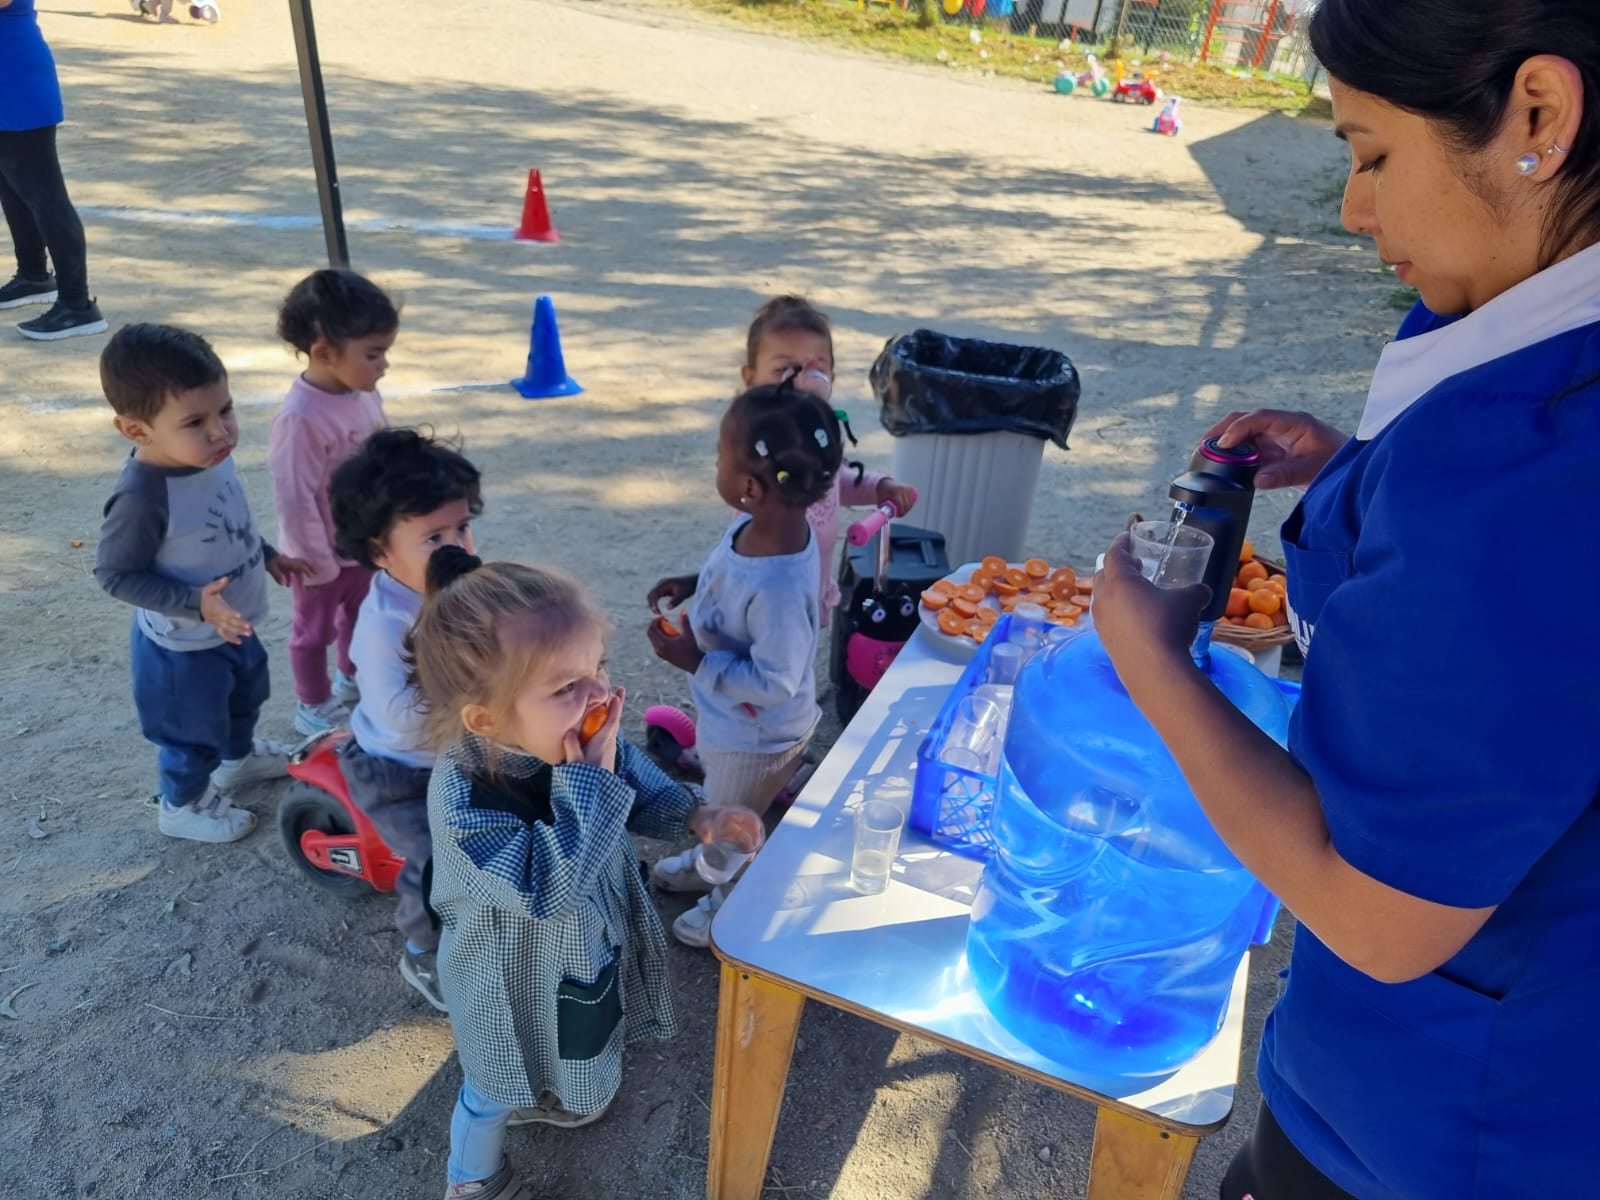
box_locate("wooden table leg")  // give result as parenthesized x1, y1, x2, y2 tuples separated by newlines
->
(706, 963, 806, 1200)
(1085, 1105, 1199, 1200)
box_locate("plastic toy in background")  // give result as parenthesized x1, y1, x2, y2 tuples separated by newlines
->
(1053, 53, 1110, 97)
(840, 493, 922, 696)
(643, 704, 703, 780)
(1153, 96, 1183, 137)
(131, 0, 219, 20)
(510, 294, 583, 399)
(277, 732, 404, 897)
(1111, 60, 1163, 105)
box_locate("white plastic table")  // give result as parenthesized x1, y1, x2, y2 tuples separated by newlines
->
(706, 630, 1250, 1200)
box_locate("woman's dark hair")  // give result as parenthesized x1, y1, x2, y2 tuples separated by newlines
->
(724, 380, 845, 509)
(277, 268, 400, 352)
(329, 428, 484, 566)
(745, 295, 833, 369)
(1311, 0, 1600, 263)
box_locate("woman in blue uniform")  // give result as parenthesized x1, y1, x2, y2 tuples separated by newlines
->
(1094, 2, 1600, 1197)
(0, 0, 106, 340)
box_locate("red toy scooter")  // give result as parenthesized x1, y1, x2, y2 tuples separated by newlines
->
(277, 731, 403, 896)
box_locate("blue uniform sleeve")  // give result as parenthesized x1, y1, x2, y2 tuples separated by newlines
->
(1294, 383, 1600, 909)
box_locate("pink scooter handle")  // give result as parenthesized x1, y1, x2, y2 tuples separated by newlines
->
(846, 488, 918, 547)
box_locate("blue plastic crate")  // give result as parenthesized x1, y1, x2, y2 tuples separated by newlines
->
(910, 614, 1015, 861)
(911, 622, 1303, 863)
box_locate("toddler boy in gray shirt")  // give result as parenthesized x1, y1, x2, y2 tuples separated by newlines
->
(94, 324, 311, 842)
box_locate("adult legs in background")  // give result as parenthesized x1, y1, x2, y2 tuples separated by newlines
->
(0, 125, 103, 338)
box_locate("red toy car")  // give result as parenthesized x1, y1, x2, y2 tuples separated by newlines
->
(278, 731, 404, 896)
(1112, 65, 1162, 105)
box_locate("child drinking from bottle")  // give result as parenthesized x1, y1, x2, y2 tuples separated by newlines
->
(739, 295, 916, 619)
(268, 268, 397, 735)
(646, 377, 845, 946)
(409, 547, 759, 1200)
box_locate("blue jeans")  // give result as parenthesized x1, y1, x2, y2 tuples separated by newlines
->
(447, 1080, 513, 1186)
(130, 625, 270, 807)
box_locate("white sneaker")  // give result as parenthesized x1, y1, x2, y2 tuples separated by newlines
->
(650, 846, 714, 894)
(331, 670, 360, 707)
(294, 697, 349, 736)
(671, 885, 726, 949)
(212, 738, 294, 792)
(158, 787, 256, 843)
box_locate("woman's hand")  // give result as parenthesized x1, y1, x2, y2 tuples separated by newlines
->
(1092, 533, 1209, 688)
(647, 612, 704, 673)
(561, 687, 624, 774)
(647, 574, 698, 615)
(1203, 409, 1348, 490)
(689, 805, 765, 853)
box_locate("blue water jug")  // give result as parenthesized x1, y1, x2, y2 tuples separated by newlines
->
(965, 629, 1288, 1091)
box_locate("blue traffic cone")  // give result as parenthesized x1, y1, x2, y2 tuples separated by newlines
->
(510, 295, 582, 398)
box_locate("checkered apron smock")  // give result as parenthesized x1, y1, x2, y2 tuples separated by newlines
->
(428, 734, 698, 1113)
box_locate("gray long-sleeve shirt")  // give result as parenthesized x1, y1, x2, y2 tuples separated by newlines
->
(94, 453, 275, 652)
(687, 515, 821, 755)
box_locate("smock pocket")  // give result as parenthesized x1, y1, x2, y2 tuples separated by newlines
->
(1278, 511, 1352, 656)
(556, 951, 623, 1062)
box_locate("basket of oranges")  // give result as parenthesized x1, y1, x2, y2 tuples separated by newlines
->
(1214, 539, 1293, 650)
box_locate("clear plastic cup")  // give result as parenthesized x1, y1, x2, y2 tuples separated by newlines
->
(850, 801, 905, 894)
(1008, 602, 1049, 653)
(695, 824, 766, 886)
(988, 641, 1025, 686)
(1128, 521, 1215, 589)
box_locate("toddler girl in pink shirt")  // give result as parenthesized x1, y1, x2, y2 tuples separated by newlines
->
(739, 296, 916, 621)
(267, 268, 396, 735)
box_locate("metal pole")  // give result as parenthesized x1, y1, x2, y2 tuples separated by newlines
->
(1113, 0, 1130, 47)
(287, 0, 349, 269)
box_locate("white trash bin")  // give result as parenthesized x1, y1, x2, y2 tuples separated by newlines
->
(891, 430, 1044, 567)
(872, 330, 1079, 570)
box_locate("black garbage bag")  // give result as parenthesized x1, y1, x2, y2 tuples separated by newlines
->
(870, 330, 1080, 451)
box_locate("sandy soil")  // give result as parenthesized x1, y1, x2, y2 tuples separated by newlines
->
(1, 1, 1399, 1196)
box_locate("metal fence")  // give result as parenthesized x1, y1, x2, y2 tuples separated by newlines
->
(926, 0, 1322, 84)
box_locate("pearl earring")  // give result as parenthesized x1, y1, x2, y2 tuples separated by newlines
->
(1516, 152, 1540, 176)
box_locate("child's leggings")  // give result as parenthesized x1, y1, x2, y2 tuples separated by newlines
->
(288, 565, 372, 705)
(447, 1080, 513, 1186)
(698, 740, 810, 816)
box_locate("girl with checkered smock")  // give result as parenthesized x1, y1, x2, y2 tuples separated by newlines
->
(409, 547, 762, 1200)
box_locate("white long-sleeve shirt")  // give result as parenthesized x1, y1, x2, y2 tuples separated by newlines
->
(348, 570, 430, 768)
(688, 516, 821, 755)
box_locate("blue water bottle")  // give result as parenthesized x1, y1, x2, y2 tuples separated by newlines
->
(964, 440, 1287, 1093)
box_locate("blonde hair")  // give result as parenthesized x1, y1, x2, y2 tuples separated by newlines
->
(406, 556, 607, 760)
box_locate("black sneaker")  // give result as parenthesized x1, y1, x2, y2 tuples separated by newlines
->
(0, 274, 57, 310)
(17, 297, 108, 341)
(400, 947, 448, 1012)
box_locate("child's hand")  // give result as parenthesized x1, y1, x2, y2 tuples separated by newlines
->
(199, 577, 253, 644)
(561, 686, 624, 773)
(647, 612, 704, 673)
(875, 478, 918, 518)
(266, 555, 314, 587)
(647, 574, 698, 615)
(689, 805, 765, 854)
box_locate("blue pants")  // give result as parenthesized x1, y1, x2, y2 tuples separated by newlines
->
(130, 625, 270, 807)
(447, 1080, 513, 1185)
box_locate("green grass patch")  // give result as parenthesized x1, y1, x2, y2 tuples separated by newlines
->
(676, 0, 1327, 113)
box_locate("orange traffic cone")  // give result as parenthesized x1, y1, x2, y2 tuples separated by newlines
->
(514, 169, 559, 243)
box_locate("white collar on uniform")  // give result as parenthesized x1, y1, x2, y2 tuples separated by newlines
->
(1358, 240, 1600, 440)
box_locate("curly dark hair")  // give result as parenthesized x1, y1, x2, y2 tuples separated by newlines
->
(277, 268, 400, 353)
(329, 428, 483, 567)
(99, 324, 227, 423)
(723, 379, 845, 510)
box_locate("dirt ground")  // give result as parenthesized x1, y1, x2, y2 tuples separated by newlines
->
(1, 1, 1399, 1196)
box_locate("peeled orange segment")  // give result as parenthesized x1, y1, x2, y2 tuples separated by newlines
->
(973, 606, 999, 625)
(957, 583, 986, 605)
(929, 578, 958, 597)
(1024, 557, 1051, 579)
(981, 555, 1008, 577)
(1049, 566, 1077, 586)
(1003, 567, 1029, 589)
(937, 609, 966, 636)
(1242, 612, 1274, 630)
(1248, 589, 1282, 615)
(951, 597, 980, 618)
(992, 579, 1021, 597)
(656, 616, 680, 637)
(921, 589, 951, 610)
(971, 571, 997, 594)
(968, 620, 992, 643)
(1049, 579, 1078, 603)
(579, 705, 609, 744)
